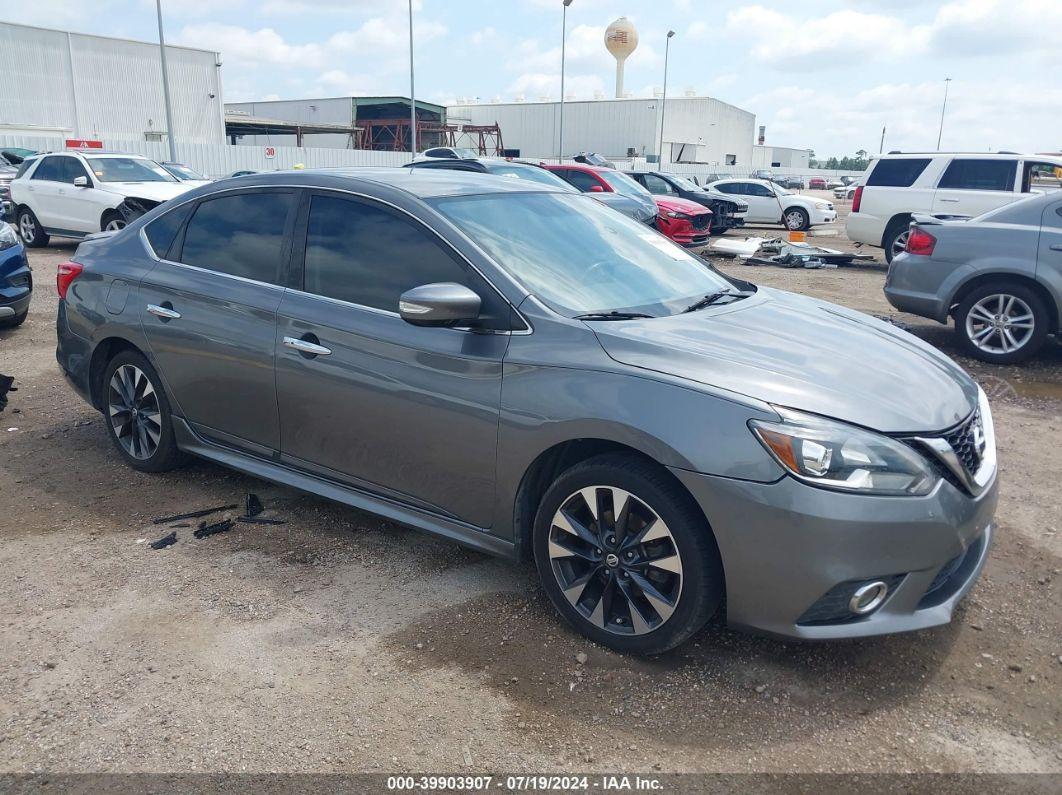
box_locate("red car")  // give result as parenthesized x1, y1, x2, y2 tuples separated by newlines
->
(808, 177, 827, 190)
(652, 195, 713, 247)
(543, 164, 659, 225)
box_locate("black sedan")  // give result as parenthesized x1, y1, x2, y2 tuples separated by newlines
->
(628, 171, 748, 235)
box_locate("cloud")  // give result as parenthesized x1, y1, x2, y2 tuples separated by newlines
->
(504, 72, 606, 101)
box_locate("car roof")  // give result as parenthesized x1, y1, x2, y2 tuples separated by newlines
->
(876, 152, 1062, 164)
(549, 163, 610, 174)
(216, 166, 564, 199)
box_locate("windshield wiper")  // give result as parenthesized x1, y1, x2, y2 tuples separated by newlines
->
(682, 289, 753, 313)
(574, 311, 655, 321)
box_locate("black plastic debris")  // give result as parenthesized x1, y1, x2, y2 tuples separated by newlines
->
(152, 504, 237, 525)
(149, 531, 177, 550)
(245, 493, 264, 518)
(235, 516, 287, 525)
(193, 519, 234, 539)
(0, 374, 15, 414)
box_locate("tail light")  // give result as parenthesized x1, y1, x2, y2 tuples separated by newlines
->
(851, 185, 863, 213)
(906, 228, 937, 256)
(56, 261, 83, 299)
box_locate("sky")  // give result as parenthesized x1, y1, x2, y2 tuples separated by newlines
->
(2, 0, 1059, 158)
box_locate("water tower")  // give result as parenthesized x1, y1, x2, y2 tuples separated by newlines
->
(605, 17, 638, 99)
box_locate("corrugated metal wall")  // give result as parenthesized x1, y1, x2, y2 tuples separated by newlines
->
(0, 22, 224, 143)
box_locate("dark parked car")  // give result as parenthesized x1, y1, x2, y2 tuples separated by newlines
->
(774, 175, 806, 190)
(629, 171, 748, 235)
(405, 157, 577, 191)
(56, 169, 998, 655)
(0, 222, 30, 327)
(885, 191, 1062, 364)
(544, 164, 658, 224)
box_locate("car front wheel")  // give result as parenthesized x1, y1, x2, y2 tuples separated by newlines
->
(783, 207, 810, 231)
(533, 453, 724, 655)
(956, 284, 1049, 364)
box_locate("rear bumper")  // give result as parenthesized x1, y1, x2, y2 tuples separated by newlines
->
(670, 466, 997, 640)
(846, 211, 885, 246)
(56, 300, 94, 406)
(883, 252, 952, 323)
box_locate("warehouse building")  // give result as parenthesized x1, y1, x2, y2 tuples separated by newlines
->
(0, 21, 224, 144)
(752, 144, 812, 170)
(446, 95, 756, 167)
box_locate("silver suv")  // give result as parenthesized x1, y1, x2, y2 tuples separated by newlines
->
(55, 169, 997, 653)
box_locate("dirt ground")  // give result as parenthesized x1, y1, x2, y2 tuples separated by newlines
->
(0, 201, 1059, 776)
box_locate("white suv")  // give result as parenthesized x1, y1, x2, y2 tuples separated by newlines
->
(10, 152, 196, 247)
(846, 152, 1062, 262)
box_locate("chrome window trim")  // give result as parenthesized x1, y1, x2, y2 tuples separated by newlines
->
(138, 182, 533, 335)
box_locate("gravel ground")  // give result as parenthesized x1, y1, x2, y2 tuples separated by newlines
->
(0, 205, 1059, 775)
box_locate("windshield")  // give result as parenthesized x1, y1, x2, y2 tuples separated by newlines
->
(667, 174, 703, 192)
(163, 163, 205, 181)
(485, 163, 576, 190)
(598, 170, 652, 200)
(85, 157, 177, 183)
(431, 192, 734, 317)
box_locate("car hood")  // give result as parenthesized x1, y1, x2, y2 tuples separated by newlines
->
(654, 195, 712, 215)
(593, 193, 657, 223)
(98, 182, 196, 202)
(591, 288, 977, 433)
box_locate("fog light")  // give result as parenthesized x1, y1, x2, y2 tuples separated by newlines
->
(849, 581, 889, 615)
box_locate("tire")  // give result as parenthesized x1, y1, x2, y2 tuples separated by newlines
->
(533, 453, 724, 655)
(16, 208, 49, 248)
(955, 283, 1050, 365)
(0, 309, 28, 329)
(101, 349, 187, 472)
(782, 206, 809, 231)
(101, 210, 127, 232)
(883, 218, 911, 264)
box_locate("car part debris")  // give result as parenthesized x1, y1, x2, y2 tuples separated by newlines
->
(149, 531, 177, 550)
(245, 493, 263, 518)
(730, 238, 876, 268)
(235, 516, 287, 525)
(152, 504, 237, 525)
(193, 519, 234, 539)
(0, 374, 15, 413)
(707, 237, 768, 258)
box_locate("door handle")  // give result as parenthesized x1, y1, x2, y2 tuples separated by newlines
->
(1050, 244, 1062, 251)
(939, 198, 959, 203)
(147, 304, 181, 320)
(283, 336, 332, 357)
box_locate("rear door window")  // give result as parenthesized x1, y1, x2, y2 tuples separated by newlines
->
(938, 159, 1017, 192)
(641, 174, 676, 194)
(558, 170, 600, 192)
(178, 190, 297, 284)
(713, 182, 744, 195)
(865, 158, 931, 187)
(144, 202, 194, 259)
(30, 156, 64, 182)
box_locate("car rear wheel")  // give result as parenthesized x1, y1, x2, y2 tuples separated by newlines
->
(783, 207, 809, 231)
(16, 208, 49, 248)
(883, 218, 911, 264)
(533, 453, 724, 655)
(102, 350, 186, 472)
(956, 284, 1049, 364)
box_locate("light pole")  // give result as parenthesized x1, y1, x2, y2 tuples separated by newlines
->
(558, 0, 573, 163)
(936, 77, 951, 151)
(409, 0, 417, 159)
(656, 30, 674, 171)
(155, 0, 178, 162)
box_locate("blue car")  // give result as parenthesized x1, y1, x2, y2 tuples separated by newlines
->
(0, 222, 30, 328)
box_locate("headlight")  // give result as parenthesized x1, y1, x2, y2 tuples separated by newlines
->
(0, 222, 17, 251)
(749, 409, 938, 496)
(665, 211, 690, 219)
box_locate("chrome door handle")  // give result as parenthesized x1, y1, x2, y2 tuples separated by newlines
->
(147, 304, 181, 320)
(1051, 244, 1062, 251)
(283, 336, 332, 356)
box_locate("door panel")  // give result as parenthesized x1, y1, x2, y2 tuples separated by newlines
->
(276, 295, 508, 527)
(27, 156, 64, 227)
(1038, 201, 1062, 297)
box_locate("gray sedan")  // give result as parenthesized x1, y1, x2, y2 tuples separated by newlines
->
(56, 168, 996, 653)
(885, 191, 1062, 363)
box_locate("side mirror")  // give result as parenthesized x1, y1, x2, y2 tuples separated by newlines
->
(399, 283, 481, 327)
(588, 184, 605, 193)
(73, 176, 89, 187)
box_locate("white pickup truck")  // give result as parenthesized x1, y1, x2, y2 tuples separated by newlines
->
(846, 152, 1062, 262)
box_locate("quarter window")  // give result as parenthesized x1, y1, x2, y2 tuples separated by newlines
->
(31, 156, 64, 182)
(179, 191, 296, 284)
(866, 158, 931, 187)
(302, 194, 507, 327)
(938, 159, 1017, 192)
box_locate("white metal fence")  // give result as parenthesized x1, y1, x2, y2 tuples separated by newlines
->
(0, 134, 864, 185)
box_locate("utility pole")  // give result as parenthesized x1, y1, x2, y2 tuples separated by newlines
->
(936, 78, 951, 151)
(409, 0, 417, 159)
(155, 0, 178, 162)
(880, 124, 886, 154)
(558, 0, 573, 162)
(657, 30, 674, 171)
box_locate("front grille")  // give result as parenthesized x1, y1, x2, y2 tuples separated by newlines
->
(692, 214, 711, 230)
(943, 408, 984, 477)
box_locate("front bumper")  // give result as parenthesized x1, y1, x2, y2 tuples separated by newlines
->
(670, 466, 997, 639)
(0, 243, 31, 318)
(810, 207, 837, 225)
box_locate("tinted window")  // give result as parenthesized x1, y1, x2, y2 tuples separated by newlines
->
(938, 159, 1016, 191)
(15, 158, 36, 179)
(302, 194, 506, 326)
(747, 183, 775, 197)
(714, 182, 743, 195)
(31, 156, 64, 181)
(61, 157, 90, 185)
(145, 202, 194, 259)
(641, 174, 675, 194)
(558, 170, 601, 192)
(180, 191, 296, 283)
(866, 158, 931, 187)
